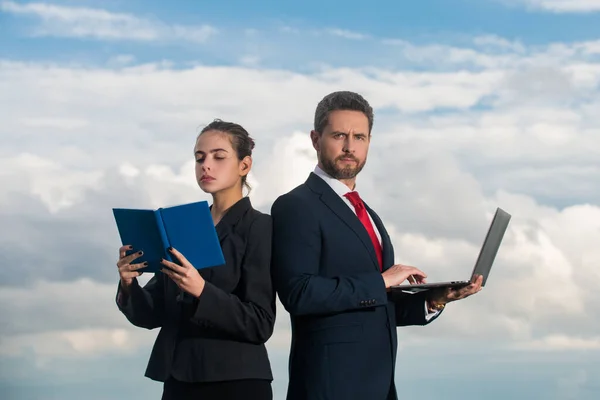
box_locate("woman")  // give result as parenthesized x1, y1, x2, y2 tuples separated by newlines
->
(115, 119, 275, 400)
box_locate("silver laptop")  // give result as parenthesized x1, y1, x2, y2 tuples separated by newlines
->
(391, 207, 511, 294)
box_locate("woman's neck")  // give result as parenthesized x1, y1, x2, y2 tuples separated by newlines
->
(211, 187, 243, 226)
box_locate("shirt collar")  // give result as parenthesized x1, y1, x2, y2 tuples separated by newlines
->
(313, 165, 357, 197)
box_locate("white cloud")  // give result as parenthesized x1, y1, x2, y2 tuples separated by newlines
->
(239, 55, 261, 67)
(0, 25, 600, 374)
(510, 335, 600, 360)
(382, 35, 600, 73)
(278, 25, 368, 41)
(2, 153, 104, 213)
(0, 278, 156, 360)
(326, 28, 369, 40)
(0, 328, 154, 359)
(0, 276, 292, 359)
(0, 278, 132, 337)
(389, 198, 600, 344)
(251, 131, 317, 207)
(511, 0, 600, 12)
(0, 1, 216, 43)
(382, 38, 519, 69)
(108, 54, 136, 66)
(20, 117, 89, 130)
(473, 34, 526, 53)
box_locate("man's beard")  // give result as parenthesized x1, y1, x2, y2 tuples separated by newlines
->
(320, 153, 366, 180)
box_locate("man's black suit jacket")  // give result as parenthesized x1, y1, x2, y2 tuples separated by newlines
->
(271, 173, 441, 400)
(116, 197, 276, 383)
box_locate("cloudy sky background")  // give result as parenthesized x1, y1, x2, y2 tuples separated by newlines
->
(1, 0, 599, 399)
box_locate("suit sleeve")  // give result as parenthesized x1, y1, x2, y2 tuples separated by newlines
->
(390, 291, 443, 326)
(115, 274, 165, 330)
(376, 223, 443, 327)
(191, 214, 276, 345)
(271, 194, 388, 316)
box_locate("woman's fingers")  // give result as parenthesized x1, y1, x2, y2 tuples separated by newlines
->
(167, 247, 191, 267)
(117, 250, 144, 267)
(128, 262, 147, 271)
(160, 258, 186, 275)
(118, 245, 132, 259)
(118, 261, 147, 278)
(121, 270, 143, 280)
(118, 261, 147, 272)
(161, 267, 178, 282)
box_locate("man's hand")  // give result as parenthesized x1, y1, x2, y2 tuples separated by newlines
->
(381, 263, 427, 289)
(161, 247, 206, 298)
(428, 274, 484, 309)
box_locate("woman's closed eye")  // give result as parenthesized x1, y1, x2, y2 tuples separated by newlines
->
(196, 156, 226, 163)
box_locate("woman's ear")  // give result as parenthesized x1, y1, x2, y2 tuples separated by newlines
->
(239, 156, 252, 177)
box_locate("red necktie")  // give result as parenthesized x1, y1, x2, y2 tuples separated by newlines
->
(344, 191, 383, 270)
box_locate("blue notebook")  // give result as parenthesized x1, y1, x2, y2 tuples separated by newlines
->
(112, 201, 225, 273)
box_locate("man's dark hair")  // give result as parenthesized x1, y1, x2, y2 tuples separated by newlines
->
(313, 91, 374, 134)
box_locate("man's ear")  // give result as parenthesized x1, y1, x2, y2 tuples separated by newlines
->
(310, 130, 320, 151)
(240, 156, 252, 177)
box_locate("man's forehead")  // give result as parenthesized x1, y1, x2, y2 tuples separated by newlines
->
(327, 111, 369, 130)
(326, 121, 369, 134)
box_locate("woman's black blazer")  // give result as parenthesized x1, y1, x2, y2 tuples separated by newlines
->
(116, 196, 276, 383)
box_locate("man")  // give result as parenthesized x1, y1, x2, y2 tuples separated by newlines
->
(271, 91, 483, 400)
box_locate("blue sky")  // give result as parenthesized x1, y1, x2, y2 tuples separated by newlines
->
(2, 0, 600, 46)
(1, 1, 600, 399)
(1, 0, 599, 70)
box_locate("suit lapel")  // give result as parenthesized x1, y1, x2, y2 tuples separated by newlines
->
(198, 225, 230, 281)
(215, 223, 231, 243)
(308, 173, 380, 271)
(203, 197, 249, 278)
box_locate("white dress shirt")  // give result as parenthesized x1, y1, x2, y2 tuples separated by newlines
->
(312, 165, 439, 320)
(313, 165, 382, 244)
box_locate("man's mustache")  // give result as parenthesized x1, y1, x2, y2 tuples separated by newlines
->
(336, 155, 359, 162)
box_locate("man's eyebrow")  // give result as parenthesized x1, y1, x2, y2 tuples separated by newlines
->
(330, 131, 367, 135)
(194, 148, 229, 155)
